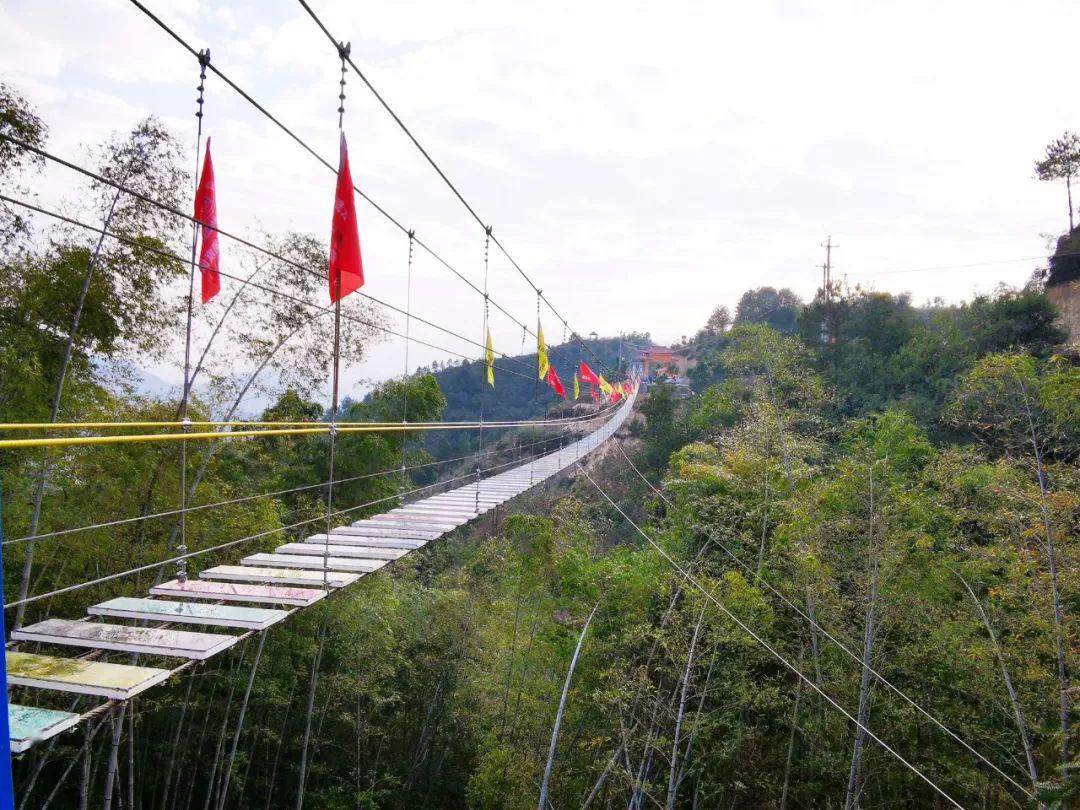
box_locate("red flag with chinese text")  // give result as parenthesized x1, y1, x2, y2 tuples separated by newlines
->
(579, 362, 599, 386)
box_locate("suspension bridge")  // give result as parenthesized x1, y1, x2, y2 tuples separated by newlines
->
(0, 0, 638, 794)
(3, 394, 633, 754)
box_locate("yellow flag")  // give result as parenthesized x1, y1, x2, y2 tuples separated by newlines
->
(598, 374, 613, 395)
(485, 329, 495, 386)
(573, 372, 580, 400)
(537, 321, 549, 380)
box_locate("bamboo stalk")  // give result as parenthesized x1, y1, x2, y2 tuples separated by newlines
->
(538, 600, 600, 810)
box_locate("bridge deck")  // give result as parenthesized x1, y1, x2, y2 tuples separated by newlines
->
(6, 395, 633, 751)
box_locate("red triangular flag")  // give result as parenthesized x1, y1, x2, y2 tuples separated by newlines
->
(194, 138, 220, 303)
(546, 365, 567, 399)
(329, 132, 364, 303)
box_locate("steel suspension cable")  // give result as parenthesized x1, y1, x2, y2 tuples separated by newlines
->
(576, 464, 964, 809)
(476, 227, 492, 512)
(323, 41, 350, 591)
(2, 434, 561, 547)
(0, 401, 620, 449)
(4, 471, 469, 612)
(125, 0, 555, 350)
(177, 47, 211, 585)
(400, 229, 415, 493)
(0, 157, 539, 384)
(293, 0, 605, 373)
(0, 191, 542, 384)
(5, 445, 560, 612)
(613, 444, 1031, 799)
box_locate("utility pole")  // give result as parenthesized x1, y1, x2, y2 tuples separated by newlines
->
(819, 236, 839, 344)
(820, 235, 838, 302)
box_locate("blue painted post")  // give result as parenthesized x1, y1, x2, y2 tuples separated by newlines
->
(0, 484, 15, 810)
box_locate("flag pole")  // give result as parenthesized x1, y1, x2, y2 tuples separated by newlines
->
(324, 288, 339, 592)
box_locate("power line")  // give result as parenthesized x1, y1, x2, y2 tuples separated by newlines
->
(575, 464, 964, 809)
(614, 444, 1032, 799)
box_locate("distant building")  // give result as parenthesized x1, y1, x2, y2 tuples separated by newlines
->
(631, 346, 692, 392)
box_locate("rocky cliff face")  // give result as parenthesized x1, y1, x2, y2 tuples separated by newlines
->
(1047, 281, 1080, 346)
(1047, 229, 1080, 345)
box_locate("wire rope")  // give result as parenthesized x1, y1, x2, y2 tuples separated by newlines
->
(576, 464, 964, 809)
(126, 0, 597, 370)
(293, 0, 604, 372)
(2, 434, 565, 547)
(613, 444, 1032, 798)
(5, 444, 564, 611)
(0, 156, 539, 378)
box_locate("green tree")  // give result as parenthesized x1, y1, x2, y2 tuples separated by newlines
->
(3, 116, 189, 627)
(734, 287, 802, 333)
(1035, 131, 1080, 232)
(700, 305, 731, 337)
(949, 353, 1079, 765)
(639, 385, 686, 477)
(0, 82, 48, 248)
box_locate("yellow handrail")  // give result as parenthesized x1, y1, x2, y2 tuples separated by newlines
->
(0, 409, 619, 450)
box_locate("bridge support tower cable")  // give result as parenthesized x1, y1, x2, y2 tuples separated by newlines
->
(178, 47, 211, 583)
(400, 230, 415, 495)
(476, 226, 492, 513)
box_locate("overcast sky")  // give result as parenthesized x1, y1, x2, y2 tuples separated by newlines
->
(3, 0, 1077, 402)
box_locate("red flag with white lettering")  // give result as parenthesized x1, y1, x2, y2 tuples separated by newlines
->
(194, 138, 220, 303)
(328, 132, 364, 303)
(579, 362, 599, 386)
(546, 365, 567, 399)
